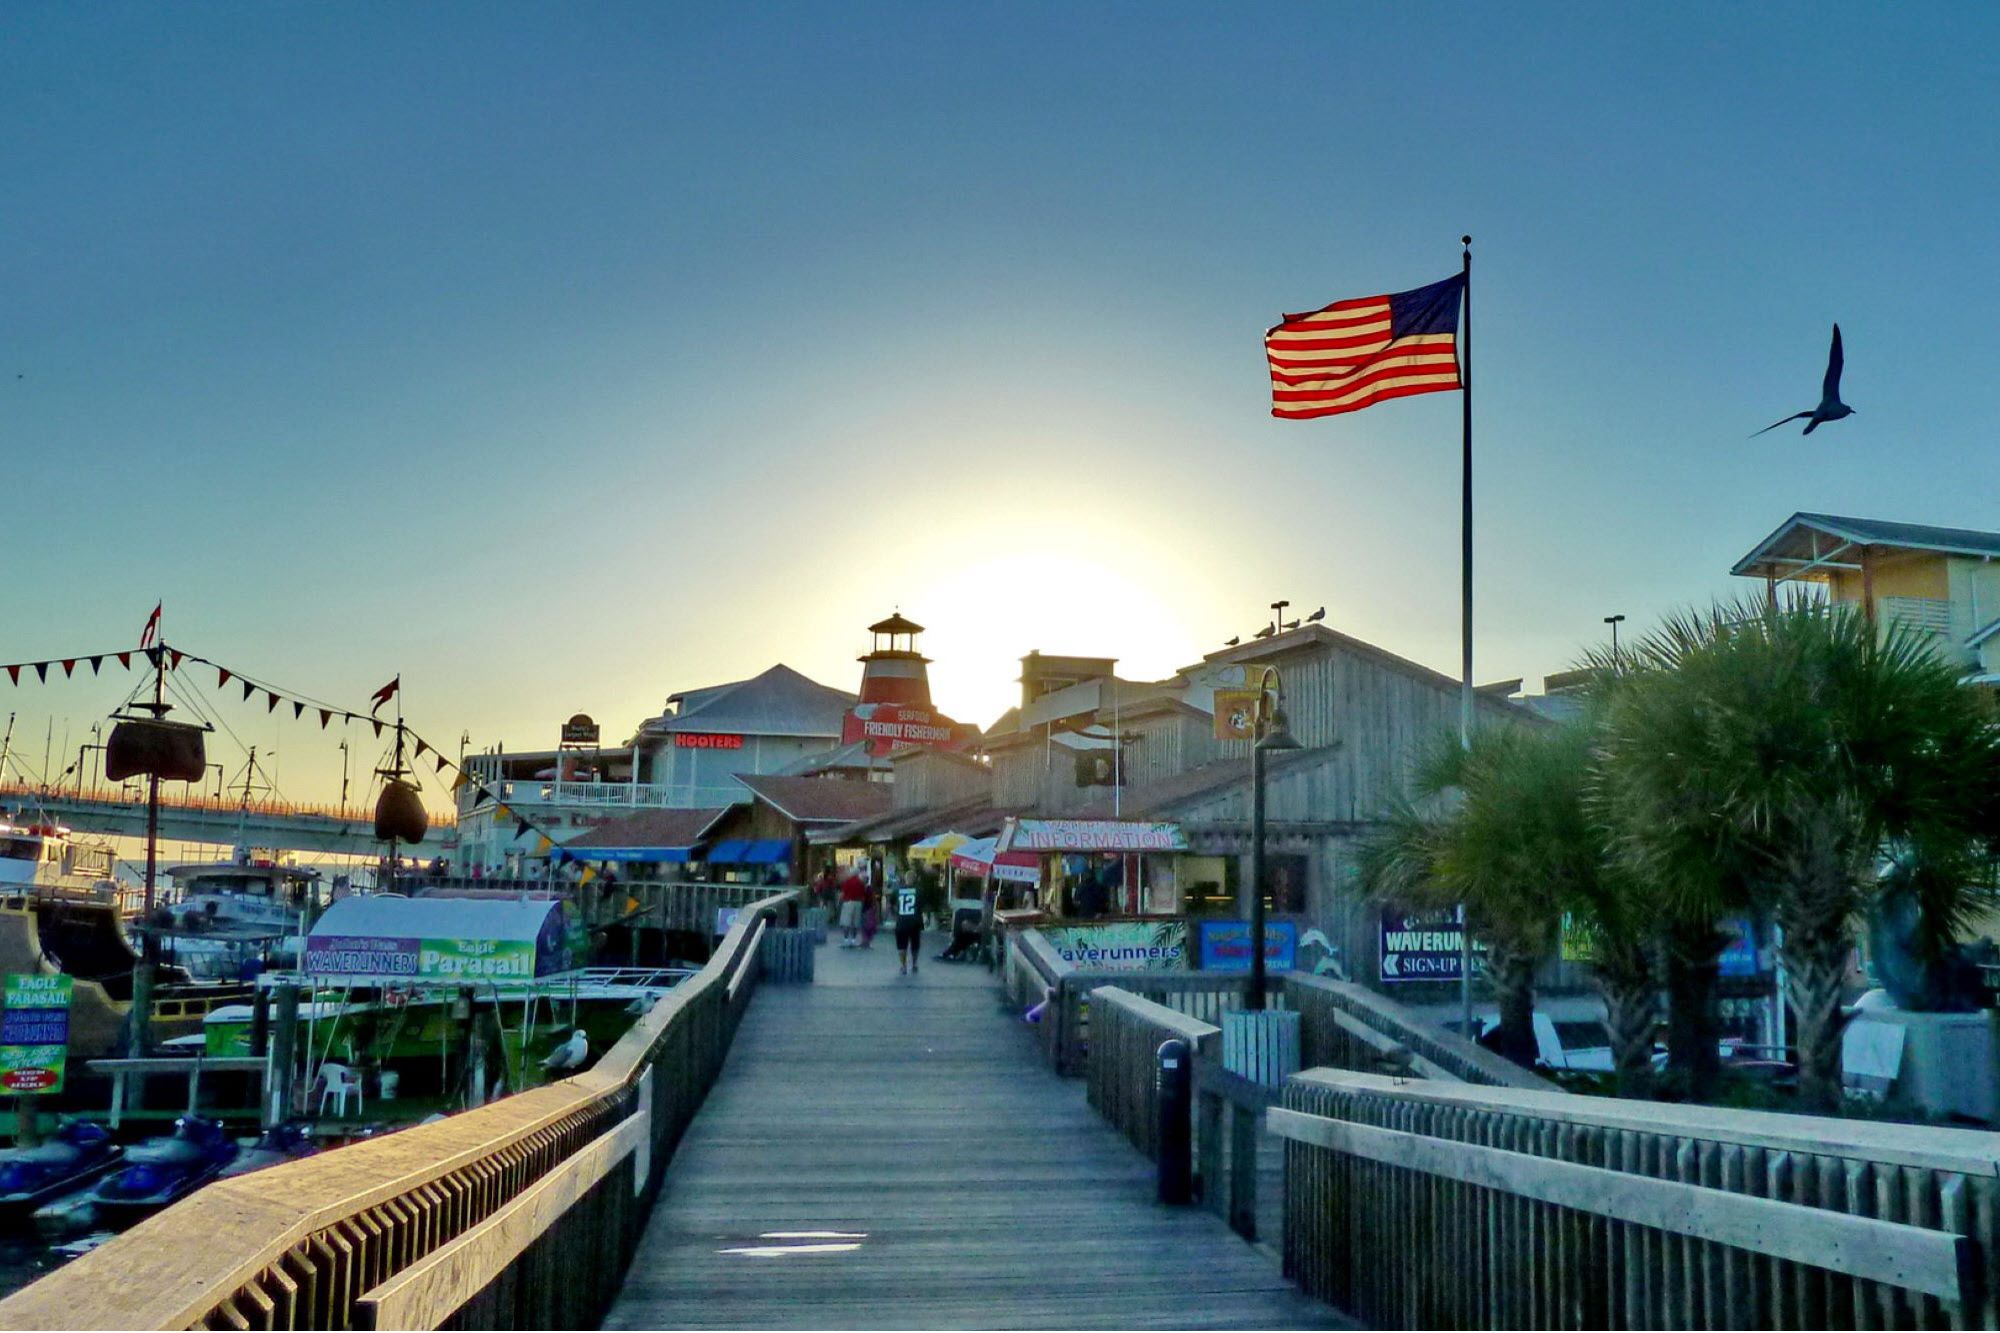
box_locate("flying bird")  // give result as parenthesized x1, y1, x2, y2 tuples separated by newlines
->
(541, 1028, 589, 1073)
(1753, 324, 1854, 436)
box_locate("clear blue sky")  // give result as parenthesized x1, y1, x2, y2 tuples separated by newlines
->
(3, 3, 1996, 806)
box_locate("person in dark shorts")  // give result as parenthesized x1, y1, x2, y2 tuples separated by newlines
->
(892, 879, 922, 975)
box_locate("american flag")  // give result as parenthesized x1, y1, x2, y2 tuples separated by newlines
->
(1265, 273, 1465, 419)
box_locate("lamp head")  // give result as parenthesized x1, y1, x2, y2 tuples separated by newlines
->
(1257, 704, 1302, 752)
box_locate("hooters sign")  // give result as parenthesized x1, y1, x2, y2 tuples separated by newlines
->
(842, 703, 974, 756)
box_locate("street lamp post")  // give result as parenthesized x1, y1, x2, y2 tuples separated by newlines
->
(1246, 667, 1300, 1011)
(1604, 613, 1626, 670)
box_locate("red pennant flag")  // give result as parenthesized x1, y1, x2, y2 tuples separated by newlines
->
(118, 652, 131, 670)
(138, 602, 161, 650)
(88, 656, 103, 675)
(265, 691, 280, 713)
(369, 675, 400, 717)
(318, 709, 332, 729)
(61, 660, 75, 678)
(5, 666, 17, 685)
(33, 663, 47, 683)
(218, 667, 231, 688)
(169, 650, 184, 671)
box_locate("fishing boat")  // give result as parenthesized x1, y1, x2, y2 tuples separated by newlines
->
(153, 853, 322, 981)
(0, 1123, 122, 1218)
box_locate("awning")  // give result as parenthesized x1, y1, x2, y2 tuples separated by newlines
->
(909, 831, 970, 864)
(948, 836, 1042, 885)
(707, 838, 790, 865)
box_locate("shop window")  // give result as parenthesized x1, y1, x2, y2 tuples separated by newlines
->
(1181, 855, 1235, 917)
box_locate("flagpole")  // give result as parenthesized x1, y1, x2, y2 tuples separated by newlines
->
(1459, 235, 1473, 750)
(1458, 235, 1474, 1044)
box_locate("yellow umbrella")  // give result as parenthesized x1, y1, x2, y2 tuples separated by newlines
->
(908, 831, 970, 864)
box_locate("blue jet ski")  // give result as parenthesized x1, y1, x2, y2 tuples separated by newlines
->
(216, 1122, 315, 1179)
(90, 1117, 238, 1221)
(0, 1121, 123, 1216)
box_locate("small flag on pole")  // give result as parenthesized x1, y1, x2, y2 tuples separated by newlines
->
(1266, 274, 1465, 419)
(138, 602, 161, 649)
(370, 675, 400, 716)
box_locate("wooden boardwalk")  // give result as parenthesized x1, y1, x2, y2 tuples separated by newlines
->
(606, 939, 1345, 1330)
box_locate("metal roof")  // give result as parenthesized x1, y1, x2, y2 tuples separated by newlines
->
(734, 774, 893, 825)
(1733, 512, 2000, 578)
(561, 807, 733, 851)
(643, 664, 857, 739)
(310, 895, 562, 943)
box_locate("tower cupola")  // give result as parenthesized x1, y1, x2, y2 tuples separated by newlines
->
(857, 612, 933, 707)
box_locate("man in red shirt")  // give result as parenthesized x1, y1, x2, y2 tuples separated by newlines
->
(837, 867, 867, 947)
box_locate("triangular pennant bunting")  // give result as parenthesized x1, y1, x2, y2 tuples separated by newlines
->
(88, 656, 102, 675)
(436, 754, 450, 774)
(33, 663, 47, 683)
(318, 709, 332, 729)
(293, 702, 306, 720)
(169, 650, 184, 671)
(4, 666, 17, 685)
(218, 668, 231, 688)
(515, 819, 533, 839)
(371, 720, 383, 738)
(61, 660, 75, 678)
(265, 691, 280, 713)
(241, 680, 256, 702)
(118, 652, 131, 670)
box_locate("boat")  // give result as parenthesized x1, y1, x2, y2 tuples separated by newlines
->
(87, 1117, 238, 1222)
(215, 1122, 315, 1178)
(0, 1123, 123, 1217)
(152, 852, 323, 981)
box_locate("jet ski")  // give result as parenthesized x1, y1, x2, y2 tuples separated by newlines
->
(0, 1122, 123, 1216)
(216, 1122, 315, 1179)
(89, 1117, 238, 1222)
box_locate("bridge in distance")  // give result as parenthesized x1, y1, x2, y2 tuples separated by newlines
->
(0, 782, 456, 856)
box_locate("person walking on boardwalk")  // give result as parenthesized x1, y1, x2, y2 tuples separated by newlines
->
(837, 866, 866, 947)
(893, 875, 922, 975)
(859, 881, 880, 949)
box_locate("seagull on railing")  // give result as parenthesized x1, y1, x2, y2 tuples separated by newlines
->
(541, 1028, 589, 1073)
(1753, 324, 1854, 436)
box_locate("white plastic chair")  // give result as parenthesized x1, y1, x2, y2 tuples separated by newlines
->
(318, 1062, 365, 1117)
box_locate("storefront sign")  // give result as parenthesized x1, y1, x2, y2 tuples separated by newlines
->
(1378, 907, 1476, 983)
(674, 733, 744, 750)
(1044, 922, 1187, 971)
(560, 714, 600, 745)
(305, 935, 421, 977)
(999, 819, 1188, 853)
(1196, 920, 1298, 972)
(305, 934, 537, 981)
(0, 974, 73, 1094)
(841, 704, 971, 754)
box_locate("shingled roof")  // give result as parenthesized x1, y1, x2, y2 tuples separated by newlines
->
(561, 806, 733, 851)
(734, 773, 893, 824)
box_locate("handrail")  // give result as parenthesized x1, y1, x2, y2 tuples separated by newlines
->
(1085, 986, 1219, 1162)
(1278, 1068, 1997, 1328)
(1281, 971, 1553, 1090)
(0, 890, 798, 1331)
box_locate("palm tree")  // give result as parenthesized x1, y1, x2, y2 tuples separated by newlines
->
(1358, 728, 1566, 1069)
(1594, 595, 2000, 1111)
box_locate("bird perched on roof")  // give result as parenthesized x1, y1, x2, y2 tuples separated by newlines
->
(1306, 607, 1325, 623)
(1224, 636, 1240, 647)
(541, 1028, 589, 1073)
(1253, 624, 1275, 640)
(1753, 324, 1854, 436)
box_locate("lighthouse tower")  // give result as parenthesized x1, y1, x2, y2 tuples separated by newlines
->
(857, 612, 933, 708)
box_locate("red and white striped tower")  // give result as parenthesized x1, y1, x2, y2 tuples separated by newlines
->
(856, 612, 932, 707)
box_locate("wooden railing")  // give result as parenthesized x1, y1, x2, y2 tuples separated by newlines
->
(1284, 971, 1553, 1090)
(1085, 986, 1219, 1162)
(1276, 1069, 1998, 1329)
(0, 890, 799, 1331)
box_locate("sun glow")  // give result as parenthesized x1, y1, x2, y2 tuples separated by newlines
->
(911, 550, 1211, 728)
